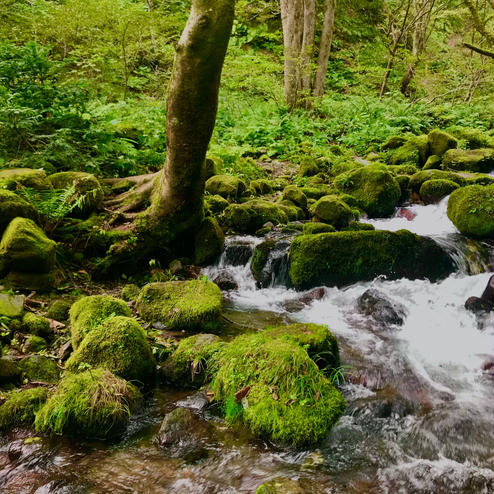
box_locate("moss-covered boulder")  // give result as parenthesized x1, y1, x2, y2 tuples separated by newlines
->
(0, 168, 52, 190)
(428, 129, 457, 157)
(250, 179, 273, 196)
(389, 141, 421, 166)
(194, 217, 225, 266)
(159, 333, 225, 388)
(0, 387, 49, 430)
(311, 195, 354, 229)
(447, 126, 494, 149)
(211, 332, 345, 446)
(2, 271, 55, 291)
(342, 221, 375, 232)
(278, 200, 305, 222)
(419, 179, 459, 204)
(46, 299, 71, 321)
(302, 222, 336, 234)
(301, 185, 335, 200)
(66, 316, 154, 382)
(121, 284, 141, 302)
(250, 238, 291, 288)
(0, 293, 25, 318)
(447, 184, 494, 238)
(205, 175, 246, 199)
(408, 170, 465, 194)
(22, 312, 52, 339)
(69, 295, 131, 348)
(0, 218, 56, 275)
(289, 230, 455, 288)
(224, 200, 288, 234)
(263, 323, 339, 373)
(441, 149, 494, 173)
(382, 136, 408, 150)
(334, 165, 401, 217)
(282, 186, 307, 210)
(395, 175, 410, 202)
(48, 171, 104, 217)
(423, 155, 442, 170)
(0, 356, 22, 385)
(206, 194, 229, 214)
(19, 355, 60, 383)
(0, 189, 38, 232)
(136, 280, 222, 330)
(299, 157, 320, 177)
(35, 368, 142, 438)
(22, 335, 47, 353)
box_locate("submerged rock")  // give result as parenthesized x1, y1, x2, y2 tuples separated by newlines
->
(223, 242, 253, 266)
(211, 270, 238, 291)
(251, 238, 291, 288)
(356, 289, 406, 326)
(465, 275, 494, 314)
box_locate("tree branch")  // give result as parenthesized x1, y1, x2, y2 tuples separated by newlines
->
(463, 42, 494, 58)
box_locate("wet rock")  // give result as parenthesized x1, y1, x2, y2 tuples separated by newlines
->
(251, 238, 291, 288)
(480, 356, 494, 375)
(224, 243, 253, 266)
(465, 275, 494, 314)
(211, 270, 238, 291)
(282, 287, 326, 312)
(356, 289, 406, 326)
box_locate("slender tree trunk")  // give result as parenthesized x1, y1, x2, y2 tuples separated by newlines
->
(300, 0, 316, 106)
(313, 0, 337, 97)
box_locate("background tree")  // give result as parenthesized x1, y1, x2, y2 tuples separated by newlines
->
(462, 0, 494, 58)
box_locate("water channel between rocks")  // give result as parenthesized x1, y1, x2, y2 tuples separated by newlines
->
(1, 197, 493, 494)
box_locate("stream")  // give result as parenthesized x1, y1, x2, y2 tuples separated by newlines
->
(1, 198, 493, 494)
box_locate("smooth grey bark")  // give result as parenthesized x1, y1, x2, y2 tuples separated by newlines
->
(313, 0, 336, 97)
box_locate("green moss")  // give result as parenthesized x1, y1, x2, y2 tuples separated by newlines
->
(447, 184, 494, 238)
(389, 141, 420, 166)
(446, 126, 494, 149)
(301, 185, 335, 199)
(22, 312, 52, 339)
(289, 230, 454, 288)
(0, 189, 38, 231)
(341, 221, 375, 231)
(0, 293, 25, 318)
(299, 157, 320, 177)
(210, 332, 345, 446)
(387, 164, 419, 175)
(0, 217, 56, 274)
(408, 170, 466, 194)
(464, 174, 494, 186)
(69, 295, 131, 349)
(282, 186, 307, 209)
(121, 284, 141, 302)
(136, 280, 222, 330)
(206, 194, 229, 214)
(428, 129, 457, 156)
(224, 200, 288, 234)
(0, 356, 22, 385)
(35, 368, 142, 438)
(2, 271, 55, 291)
(205, 175, 246, 199)
(334, 165, 401, 217)
(0, 387, 49, 430)
(46, 299, 71, 321)
(278, 200, 305, 221)
(194, 217, 225, 266)
(382, 136, 408, 150)
(0, 168, 52, 191)
(395, 175, 410, 202)
(159, 333, 225, 388)
(22, 335, 47, 353)
(302, 222, 336, 234)
(441, 149, 494, 173)
(423, 155, 442, 170)
(311, 195, 354, 229)
(250, 179, 273, 196)
(19, 355, 60, 383)
(66, 316, 155, 383)
(419, 179, 459, 204)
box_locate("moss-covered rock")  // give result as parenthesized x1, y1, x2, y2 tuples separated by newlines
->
(224, 200, 288, 234)
(0, 387, 49, 430)
(66, 316, 155, 383)
(121, 284, 141, 302)
(136, 280, 222, 330)
(278, 200, 305, 222)
(299, 157, 320, 177)
(441, 148, 494, 173)
(447, 184, 494, 238)
(0, 356, 22, 385)
(69, 295, 131, 349)
(0, 218, 56, 274)
(282, 186, 307, 210)
(194, 217, 225, 266)
(205, 175, 246, 199)
(0, 168, 52, 190)
(159, 333, 225, 388)
(210, 332, 345, 446)
(302, 222, 336, 234)
(0, 189, 38, 232)
(334, 165, 401, 217)
(423, 155, 442, 170)
(464, 173, 494, 186)
(22, 312, 52, 339)
(250, 179, 273, 196)
(19, 355, 60, 383)
(22, 335, 47, 353)
(206, 194, 229, 214)
(341, 221, 375, 231)
(311, 195, 354, 229)
(35, 368, 142, 438)
(408, 169, 466, 194)
(2, 271, 55, 291)
(447, 126, 494, 149)
(289, 230, 455, 288)
(382, 136, 408, 150)
(395, 175, 410, 202)
(419, 179, 459, 204)
(390, 141, 421, 166)
(301, 185, 335, 200)
(46, 299, 71, 321)
(428, 129, 457, 156)
(0, 293, 25, 318)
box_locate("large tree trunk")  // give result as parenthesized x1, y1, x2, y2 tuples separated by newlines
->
(148, 0, 234, 233)
(313, 0, 337, 97)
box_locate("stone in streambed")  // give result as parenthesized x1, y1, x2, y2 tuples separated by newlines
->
(465, 275, 494, 314)
(211, 270, 238, 291)
(356, 289, 406, 326)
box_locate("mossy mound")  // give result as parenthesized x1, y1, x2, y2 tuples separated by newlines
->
(311, 195, 354, 229)
(210, 332, 345, 446)
(0, 356, 22, 385)
(0, 217, 56, 274)
(0, 189, 38, 232)
(35, 368, 142, 438)
(427, 129, 457, 156)
(447, 184, 494, 238)
(302, 222, 336, 234)
(2, 271, 55, 291)
(206, 194, 229, 214)
(194, 217, 225, 266)
(69, 295, 131, 348)
(0, 387, 49, 430)
(136, 280, 222, 330)
(334, 165, 401, 217)
(441, 149, 494, 174)
(19, 355, 60, 383)
(22, 312, 52, 339)
(419, 179, 459, 204)
(301, 185, 335, 199)
(341, 221, 375, 232)
(66, 316, 155, 383)
(299, 157, 320, 177)
(388, 136, 429, 166)
(224, 200, 288, 234)
(205, 174, 246, 199)
(46, 299, 71, 321)
(22, 335, 47, 353)
(282, 186, 307, 210)
(423, 155, 442, 170)
(159, 333, 225, 388)
(121, 284, 141, 302)
(250, 179, 273, 196)
(48, 171, 104, 217)
(0, 168, 52, 190)
(263, 323, 339, 373)
(446, 126, 494, 149)
(408, 169, 465, 194)
(289, 230, 455, 288)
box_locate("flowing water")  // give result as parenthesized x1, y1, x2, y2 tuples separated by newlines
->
(1, 199, 493, 494)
